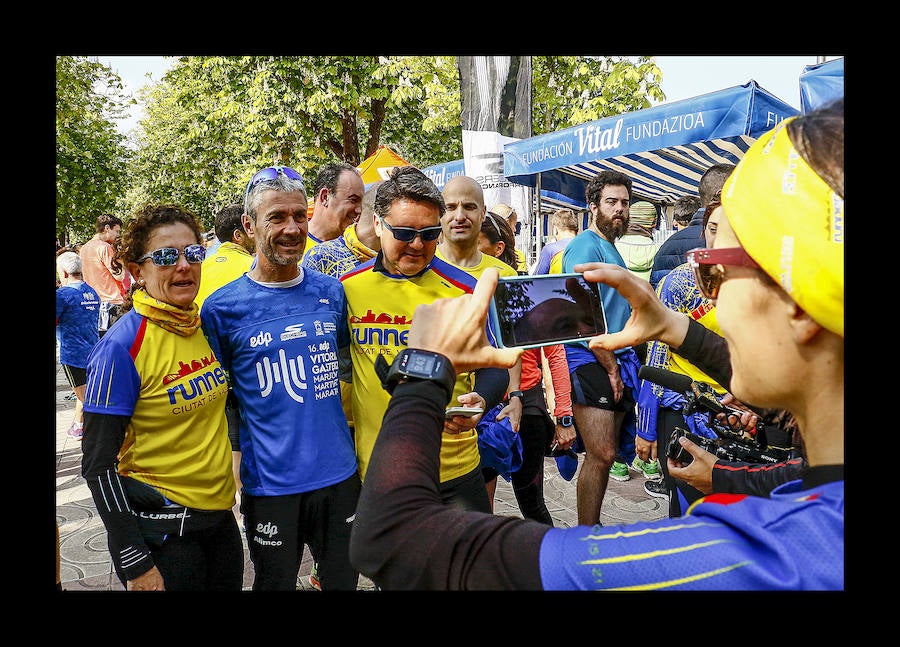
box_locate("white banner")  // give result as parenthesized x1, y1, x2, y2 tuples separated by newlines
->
(462, 129, 534, 259)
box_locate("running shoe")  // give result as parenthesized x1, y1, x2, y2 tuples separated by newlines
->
(643, 479, 670, 500)
(609, 461, 630, 481)
(67, 422, 83, 440)
(308, 561, 322, 591)
(630, 456, 662, 480)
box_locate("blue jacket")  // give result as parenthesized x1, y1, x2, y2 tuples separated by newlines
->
(649, 208, 705, 289)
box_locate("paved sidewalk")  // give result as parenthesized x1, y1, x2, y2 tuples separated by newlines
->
(55, 359, 667, 591)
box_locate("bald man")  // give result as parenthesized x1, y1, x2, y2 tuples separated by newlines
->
(439, 176, 521, 509)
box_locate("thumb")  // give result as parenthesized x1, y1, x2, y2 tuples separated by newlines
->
(588, 330, 634, 353)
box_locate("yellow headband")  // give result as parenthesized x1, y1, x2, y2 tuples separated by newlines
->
(723, 118, 844, 337)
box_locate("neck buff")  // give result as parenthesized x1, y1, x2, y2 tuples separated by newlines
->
(132, 288, 201, 337)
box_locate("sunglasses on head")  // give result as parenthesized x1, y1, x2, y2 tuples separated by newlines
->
(137, 244, 207, 267)
(379, 217, 442, 243)
(245, 166, 305, 196)
(686, 247, 760, 299)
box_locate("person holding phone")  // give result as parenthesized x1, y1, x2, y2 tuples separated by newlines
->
(349, 99, 843, 589)
(436, 179, 520, 508)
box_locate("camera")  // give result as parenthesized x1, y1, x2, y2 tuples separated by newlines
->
(667, 425, 802, 466)
(640, 366, 803, 466)
(667, 427, 718, 465)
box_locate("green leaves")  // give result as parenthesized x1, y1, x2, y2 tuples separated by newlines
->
(55, 56, 666, 242)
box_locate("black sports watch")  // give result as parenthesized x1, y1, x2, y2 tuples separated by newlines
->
(558, 415, 574, 428)
(508, 390, 525, 401)
(375, 349, 457, 403)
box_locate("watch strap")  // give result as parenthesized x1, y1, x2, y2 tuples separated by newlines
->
(378, 349, 457, 404)
(508, 390, 524, 400)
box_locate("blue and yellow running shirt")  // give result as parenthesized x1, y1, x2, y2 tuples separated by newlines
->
(341, 254, 487, 482)
(200, 269, 358, 497)
(561, 230, 633, 371)
(83, 310, 235, 511)
(648, 263, 727, 391)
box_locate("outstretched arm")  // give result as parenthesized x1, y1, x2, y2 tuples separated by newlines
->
(349, 269, 550, 590)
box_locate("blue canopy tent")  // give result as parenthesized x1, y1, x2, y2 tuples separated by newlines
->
(799, 57, 844, 114)
(503, 81, 799, 212)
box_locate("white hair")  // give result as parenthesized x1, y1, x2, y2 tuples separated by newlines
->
(57, 251, 82, 276)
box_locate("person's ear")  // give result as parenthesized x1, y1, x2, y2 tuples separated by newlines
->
(789, 301, 824, 345)
(127, 261, 143, 284)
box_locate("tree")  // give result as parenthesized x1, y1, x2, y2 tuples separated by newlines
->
(55, 56, 133, 246)
(532, 56, 664, 133)
(121, 56, 664, 229)
(129, 56, 466, 228)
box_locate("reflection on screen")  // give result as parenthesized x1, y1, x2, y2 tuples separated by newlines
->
(494, 275, 606, 347)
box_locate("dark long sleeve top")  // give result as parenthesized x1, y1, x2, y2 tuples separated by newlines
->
(349, 378, 548, 590)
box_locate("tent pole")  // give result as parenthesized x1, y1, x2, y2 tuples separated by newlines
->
(534, 173, 543, 269)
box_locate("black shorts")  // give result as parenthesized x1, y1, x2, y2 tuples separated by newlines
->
(570, 361, 635, 412)
(62, 365, 87, 390)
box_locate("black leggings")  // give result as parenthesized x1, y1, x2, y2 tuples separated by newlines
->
(128, 511, 243, 591)
(482, 385, 555, 526)
(509, 413, 554, 525)
(242, 473, 361, 591)
(441, 466, 492, 513)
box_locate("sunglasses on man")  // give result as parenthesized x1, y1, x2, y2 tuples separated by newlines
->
(379, 217, 442, 243)
(245, 166, 305, 196)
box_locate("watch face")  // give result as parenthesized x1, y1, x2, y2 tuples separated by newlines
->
(406, 352, 438, 376)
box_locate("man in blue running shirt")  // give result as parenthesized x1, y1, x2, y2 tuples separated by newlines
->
(202, 165, 360, 591)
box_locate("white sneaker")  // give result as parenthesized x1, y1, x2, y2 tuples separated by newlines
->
(67, 422, 83, 440)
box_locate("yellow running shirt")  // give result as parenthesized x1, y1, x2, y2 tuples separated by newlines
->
(341, 254, 499, 482)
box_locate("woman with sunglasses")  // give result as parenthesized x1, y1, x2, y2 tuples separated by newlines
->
(350, 98, 843, 590)
(81, 204, 243, 591)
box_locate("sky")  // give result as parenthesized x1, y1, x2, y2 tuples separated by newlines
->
(96, 55, 840, 138)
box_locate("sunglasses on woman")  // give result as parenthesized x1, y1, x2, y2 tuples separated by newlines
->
(686, 247, 760, 300)
(379, 217, 443, 243)
(137, 244, 207, 266)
